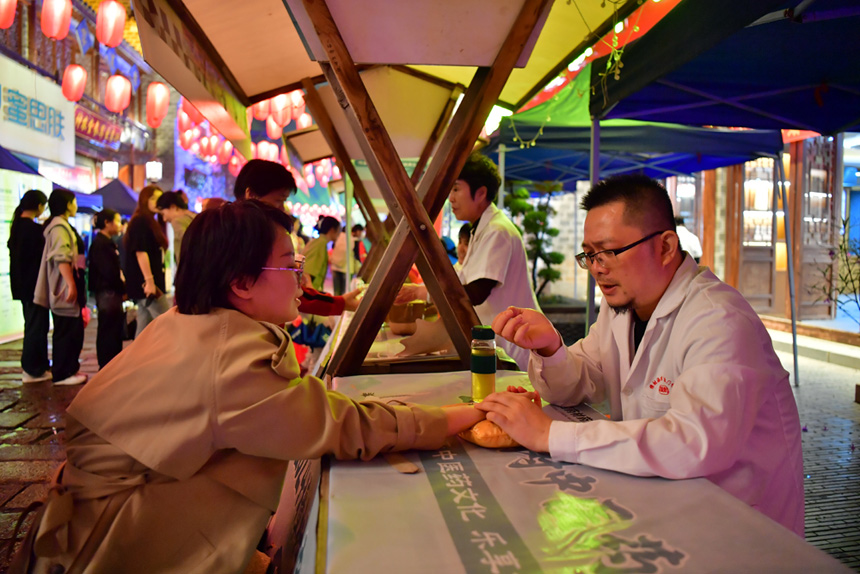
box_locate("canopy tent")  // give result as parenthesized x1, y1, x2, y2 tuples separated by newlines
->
(0, 144, 43, 177)
(588, 0, 860, 135)
(93, 179, 139, 216)
(484, 65, 784, 185)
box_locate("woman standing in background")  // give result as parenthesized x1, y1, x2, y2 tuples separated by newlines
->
(8, 189, 51, 383)
(124, 185, 170, 336)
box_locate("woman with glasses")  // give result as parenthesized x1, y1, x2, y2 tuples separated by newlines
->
(11, 200, 484, 574)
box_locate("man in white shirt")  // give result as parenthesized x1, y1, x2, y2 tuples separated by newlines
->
(674, 216, 703, 262)
(396, 154, 540, 369)
(476, 174, 804, 537)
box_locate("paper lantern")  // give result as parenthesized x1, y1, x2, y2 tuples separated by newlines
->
(218, 140, 233, 165)
(41, 0, 71, 40)
(280, 144, 289, 165)
(179, 129, 193, 150)
(181, 97, 204, 124)
(305, 172, 315, 188)
(189, 141, 200, 156)
(96, 0, 126, 48)
(199, 135, 212, 157)
(290, 90, 305, 119)
(296, 112, 313, 130)
(104, 74, 131, 113)
(0, 0, 17, 29)
(191, 126, 201, 141)
(250, 141, 259, 160)
(228, 155, 242, 177)
(177, 109, 192, 133)
(266, 115, 283, 140)
(209, 135, 222, 158)
(332, 164, 341, 180)
(270, 94, 293, 127)
(146, 82, 170, 128)
(61, 64, 87, 102)
(252, 99, 270, 121)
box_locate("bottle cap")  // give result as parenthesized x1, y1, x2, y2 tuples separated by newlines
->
(471, 325, 494, 340)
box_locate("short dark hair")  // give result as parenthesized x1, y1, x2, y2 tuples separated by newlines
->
(95, 208, 119, 229)
(581, 175, 676, 233)
(233, 159, 296, 201)
(175, 200, 293, 314)
(316, 216, 340, 236)
(458, 153, 501, 204)
(458, 222, 471, 243)
(351, 223, 364, 233)
(156, 191, 189, 210)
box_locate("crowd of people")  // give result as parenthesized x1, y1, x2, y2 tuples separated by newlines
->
(6, 156, 803, 573)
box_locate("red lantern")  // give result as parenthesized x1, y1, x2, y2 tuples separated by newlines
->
(290, 90, 305, 119)
(104, 74, 131, 113)
(61, 64, 87, 102)
(177, 109, 192, 133)
(266, 115, 283, 140)
(252, 99, 270, 121)
(296, 112, 313, 130)
(218, 140, 234, 165)
(199, 135, 212, 157)
(181, 97, 204, 124)
(228, 155, 242, 177)
(96, 0, 126, 48)
(41, 0, 71, 40)
(146, 82, 170, 128)
(190, 141, 200, 156)
(280, 144, 289, 165)
(179, 129, 193, 150)
(209, 135, 223, 158)
(270, 94, 293, 127)
(250, 141, 258, 160)
(0, 0, 18, 29)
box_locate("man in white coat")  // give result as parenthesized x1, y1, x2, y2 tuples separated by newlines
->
(396, 153, 540, 369)
(476, 174, 804, 537)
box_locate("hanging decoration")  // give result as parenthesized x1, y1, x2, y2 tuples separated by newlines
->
(146, 82, 170, 128)
(0, 0, 17, 29)
(290, 90, 305, 119)
(270, 93, 292, 127)
(228, 155, 242, 177)
(61, 64, 87, 102)
(41, 0, 72, 40)
(296, 112, 313, 130)
(104, 74, 131, 113)
(177, 109, 192, 133)
(179, 129, 194, 150)
(96, 0, 126, 48)
(266, 115, 283, 140)
(218, 140, 234, 165)
(252, 99, 270, 121)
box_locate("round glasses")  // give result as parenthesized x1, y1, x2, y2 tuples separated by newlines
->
(575, 231, 668, 270)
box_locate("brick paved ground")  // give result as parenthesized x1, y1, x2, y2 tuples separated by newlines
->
(0, 321, 857, 571)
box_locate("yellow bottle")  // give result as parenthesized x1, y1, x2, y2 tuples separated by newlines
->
(471, 325, 496, 402)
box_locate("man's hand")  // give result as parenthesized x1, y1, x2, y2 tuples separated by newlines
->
(474, 391, 551, 452)
(342, 287, 364, 311)
(394, 284, 427, 305)
(397, 319, 453, 357)
(492, 307, 562, 357)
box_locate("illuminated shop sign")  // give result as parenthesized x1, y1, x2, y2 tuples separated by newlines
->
(75, 106, 122, 147)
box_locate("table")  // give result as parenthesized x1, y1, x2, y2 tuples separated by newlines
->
(297, 371, 851, 574)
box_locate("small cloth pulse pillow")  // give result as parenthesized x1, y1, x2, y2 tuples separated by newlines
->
(458, 420, 520, 449)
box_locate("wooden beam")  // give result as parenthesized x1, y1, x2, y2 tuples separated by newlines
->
(300, 77, 385, 239)
(307, 0, 552, 375)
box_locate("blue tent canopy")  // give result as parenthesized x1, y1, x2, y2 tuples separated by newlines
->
(0, 144, 42, 177)
(589, 0, 860, 135)
(484, 65, 784, 186)
(93, 179, 139, 216)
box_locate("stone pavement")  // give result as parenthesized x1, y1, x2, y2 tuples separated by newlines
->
(0, 321, 858, 572)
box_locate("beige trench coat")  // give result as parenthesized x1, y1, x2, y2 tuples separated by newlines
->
(13, 308, 448, 573)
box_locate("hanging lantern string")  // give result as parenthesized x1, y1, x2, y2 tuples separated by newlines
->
(508, 87, 569, 149)
(593, 0, 649, 108)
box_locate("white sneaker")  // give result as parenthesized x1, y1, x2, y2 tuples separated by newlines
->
(53, 374, 88, 386)
(22, 370, 52, 384)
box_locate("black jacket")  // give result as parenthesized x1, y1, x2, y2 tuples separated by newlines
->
(7, 218, 45, 301)
(88, 232, 125, 294)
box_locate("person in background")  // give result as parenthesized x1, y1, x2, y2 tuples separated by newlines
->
(329, 224, 348, 295)
(457, 222, 471, 264)
(8, 189, 51, 383)
(156, 191, 196, 264)
(291, 217, 306, 253)
(33, 189, 87, 386)
(9, 200, 484, 573)
(124, 185, 170, 337)
(479, 174, 803, 537)
(674, 216, 703, 263)
(352, 223, 366, 264)
(396, 153, 540, 369)
(233, 160, 362, 315)
(303, 216, 340, 292)
(88, 209, 126, 369)
(202, 197, 228, 211)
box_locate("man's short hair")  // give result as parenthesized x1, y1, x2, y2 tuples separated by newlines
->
(351, 223, 364, 233)
(175, 200, 293, 314)
(94, 208, 119, 230)
(156, 191, 188, 211)
(233, 159, 296, 201)
(458, 222, 471, 243)
(458, 153, 500, 204)
(581, 174, 676, 233)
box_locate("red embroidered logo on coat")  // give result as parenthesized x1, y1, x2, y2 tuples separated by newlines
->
(648, 376, 674, 395)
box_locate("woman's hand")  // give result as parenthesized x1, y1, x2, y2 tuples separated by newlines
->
(143, 277, 157, 297)
(474, 391, 551, 452)
(342, 287, 364, 311)
(65, 281, 78, 304)
(442, 404, 486, 435)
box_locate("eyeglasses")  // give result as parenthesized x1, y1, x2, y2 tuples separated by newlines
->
(261, 254, 304, 283)
(575, 230, 668, 270)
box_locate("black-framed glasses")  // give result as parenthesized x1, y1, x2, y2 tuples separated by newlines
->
(575, 231, 669, 270)
(261, 254, 304, 282)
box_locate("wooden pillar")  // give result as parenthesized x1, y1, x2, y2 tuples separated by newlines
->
(724, 164, 743, 290)
(701, 169, 716, 269)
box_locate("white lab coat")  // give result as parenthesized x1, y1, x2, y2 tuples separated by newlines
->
(528, 256, 804, 537)
(459, 204, 541, 370)
(676, 224, 703, 259)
